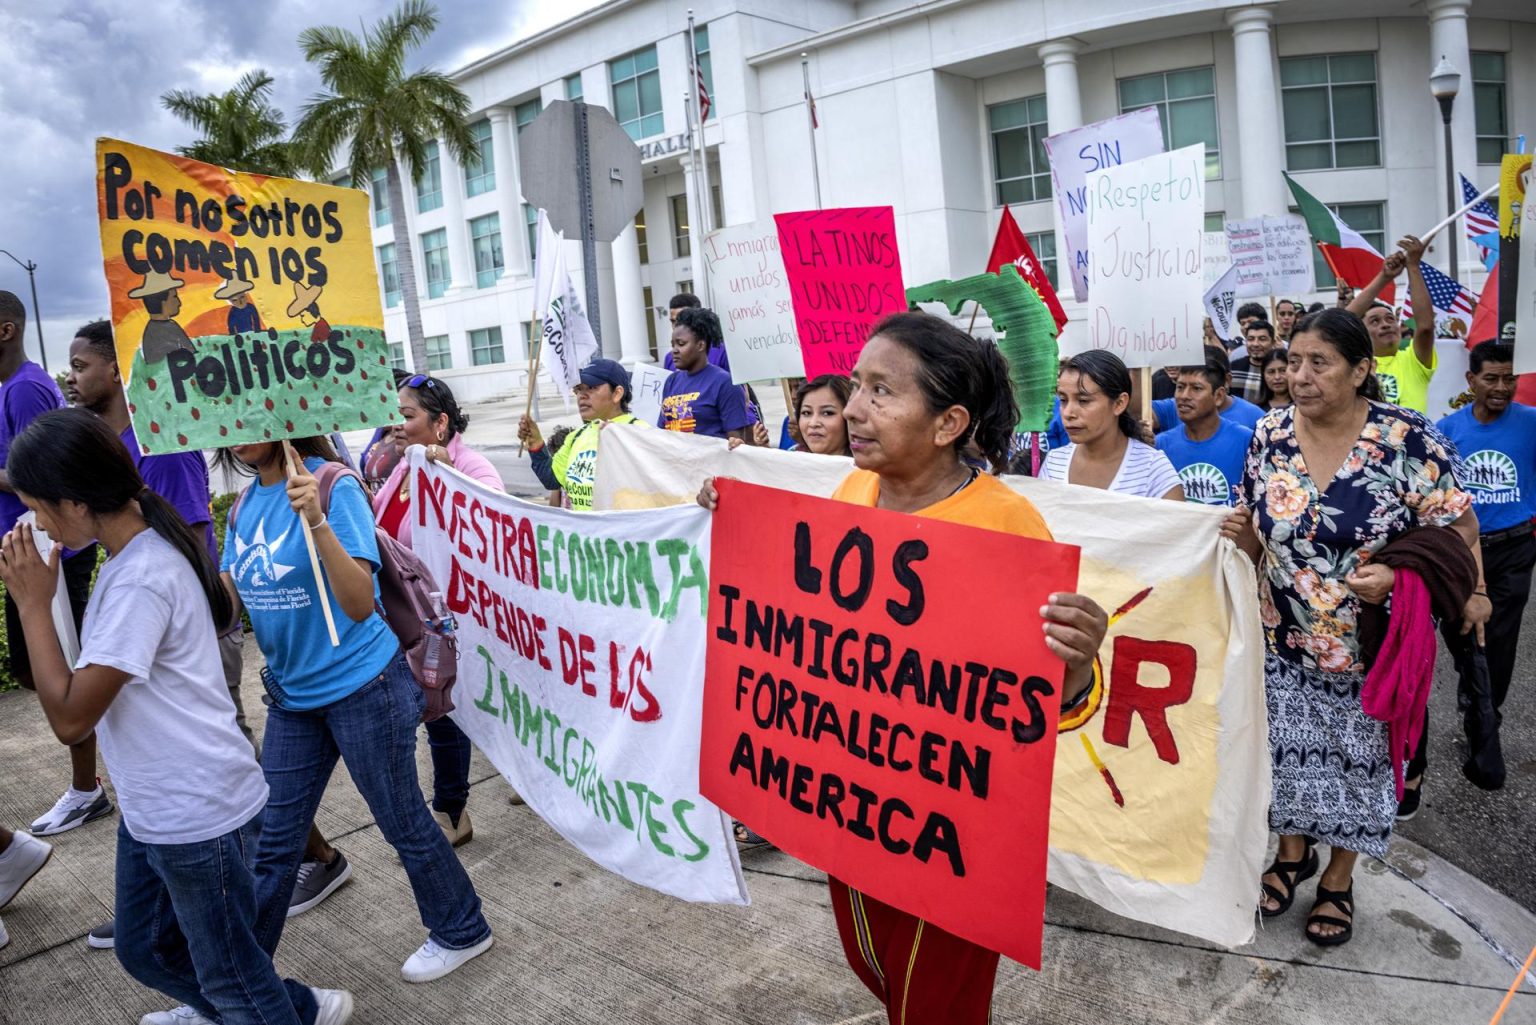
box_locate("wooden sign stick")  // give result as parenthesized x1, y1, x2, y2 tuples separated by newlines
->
(283, 440, 340, 647)
(519, 316, 543, 457)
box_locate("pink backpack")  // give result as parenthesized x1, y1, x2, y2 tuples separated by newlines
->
(231, 462, 457, 721)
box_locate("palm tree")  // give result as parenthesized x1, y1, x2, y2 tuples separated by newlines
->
(291, 0, 475, 370)
(161, 70, 298, 177)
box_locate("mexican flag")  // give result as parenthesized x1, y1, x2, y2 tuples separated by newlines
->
(1284, 172, 1394, 302)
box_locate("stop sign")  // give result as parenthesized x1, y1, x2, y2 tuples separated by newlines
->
(517, 100, 645, 244)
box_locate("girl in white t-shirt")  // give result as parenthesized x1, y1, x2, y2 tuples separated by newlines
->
(0, 409, 352, 1025)
(1041, 351, 1185, 502)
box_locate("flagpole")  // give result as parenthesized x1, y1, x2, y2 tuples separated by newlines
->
(1418, 181, 1499, 248)
(687, 10, 714, 238)
(683, 94, 713, 307)
(801, 53, 822, 209)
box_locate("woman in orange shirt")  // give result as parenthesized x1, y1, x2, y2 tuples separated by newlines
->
(701, 311, 1106, 1024)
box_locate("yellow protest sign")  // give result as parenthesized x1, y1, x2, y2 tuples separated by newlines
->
(95, 138, 394, 453)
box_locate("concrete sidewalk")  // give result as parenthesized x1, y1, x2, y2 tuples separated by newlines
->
(2, 640, 1532, 1025)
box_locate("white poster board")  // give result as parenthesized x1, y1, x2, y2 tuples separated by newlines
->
(1202, 231, 1231, 292)
(1223, 218, 1268, 298)
(628, 362, 670, 427)
(701, 221, 802, 384)
(1517, 191, 1536, 375)
(1073, 144, 1207, 368)
(1224, 214, 1315, 299)
(1043, 108, 1166, 303)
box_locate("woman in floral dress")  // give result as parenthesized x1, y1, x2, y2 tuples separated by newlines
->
(1221, 309, 1481, 946)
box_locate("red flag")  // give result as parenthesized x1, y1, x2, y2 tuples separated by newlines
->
(986, 206, 1068, 331)
(696, 64, 712, 121)
(1466, 262, 1498, 345)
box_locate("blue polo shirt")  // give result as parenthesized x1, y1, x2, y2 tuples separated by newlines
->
(1437, 404, 1536, 533)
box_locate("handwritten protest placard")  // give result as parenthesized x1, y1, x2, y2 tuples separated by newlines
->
(1043, 109, 1165, 303)
(95, 139, 393, 454)
(1224, 215, 1314, 298)
(1074, 144, 1206, 367)
(701, 480, 1079, 968)
(702, 222, 801, 384)
(775, 207, 906, 378)
(628, 362, 670, 426)
(1202, 231, 1231, 292)
(410, 450, 748, 904)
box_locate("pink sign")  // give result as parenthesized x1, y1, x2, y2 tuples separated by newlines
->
(774, 207, 906, 378)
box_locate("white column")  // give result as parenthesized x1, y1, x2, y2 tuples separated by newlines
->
(611, 223, 650, 362)
(487, 108, 526, 279)
(437, 143, 472, 294)
(1039, 39, 1083, 306)
(1426, 0, 1477, 276)
(1226, 7, 1287, 219)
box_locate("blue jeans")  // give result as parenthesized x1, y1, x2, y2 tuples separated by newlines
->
(115, 814, 318, 1025)
(425, 717, 472, 820)
(253, 653, 490, 955)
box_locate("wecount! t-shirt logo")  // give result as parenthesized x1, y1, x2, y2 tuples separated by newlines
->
(1463, 449, 1521, 505)
(231, 520, 313, 611)
(1178, 463, 1233, 505)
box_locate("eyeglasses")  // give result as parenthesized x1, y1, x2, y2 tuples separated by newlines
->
(405, 374, 437, 390)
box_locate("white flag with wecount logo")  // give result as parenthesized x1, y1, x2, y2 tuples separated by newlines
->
(533, 209, 599, 391)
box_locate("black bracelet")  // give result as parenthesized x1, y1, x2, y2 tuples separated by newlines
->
(1061, 678, 1093, 714)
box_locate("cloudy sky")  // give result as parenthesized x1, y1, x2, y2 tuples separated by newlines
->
(0, 0, 600, 370)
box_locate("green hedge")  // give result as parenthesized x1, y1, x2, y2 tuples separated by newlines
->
(0, 492, 239, 694)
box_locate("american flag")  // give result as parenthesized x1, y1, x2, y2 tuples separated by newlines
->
(1402, 262, 1478, 322)
(696, 63, 712, 121)
(1461, 173, 1499, 269)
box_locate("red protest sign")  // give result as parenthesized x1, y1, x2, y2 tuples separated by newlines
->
(701, 480, 1079, 969)
(774, 207, 906, 378)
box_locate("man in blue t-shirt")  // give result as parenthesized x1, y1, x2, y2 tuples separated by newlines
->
(1155, 352, 1253, 507)
(0, 294, 115, 839)
(659, 307, 754, 441)
(1151, 343, 1266, 434)
(1436, 340, 1536, 749)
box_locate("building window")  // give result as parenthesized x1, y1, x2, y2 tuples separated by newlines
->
(1023, 231, 1057, 290)
(1119, 67, 1220, 179)
(377, 243, 400, 308)
(670, 194, 690, 257)
(524, 204, 539, 263)
(988, 95, 1051, 205)
(421, 228, 449, 299)
(711, 183, 723, 230)
(371, 166, 391, 227)
(388, 341, 405, 370)
(610, 46, 663, 140)
(1281, 53, 1380, 171)
(1204, 212, 1225, 232)
(416, 141, 443, 212)
(514, 98, 542, 134)
(1294, 201, 1385, 288)
(1473, 52, 1508, 165)
(565, 73, 584, 101)
(636, 209, 649, 264)
(469, 326, 505, 366)
(694, 25, 714, 122)
(643, 285, 657, 356)
(675, 279, 694, 297)
(469, 214, 503, 288)
(425, 334, 452, 372)
(464, 119, 495, 196)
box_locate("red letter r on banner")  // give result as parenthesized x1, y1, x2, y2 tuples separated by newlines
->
(1102, 636, 1196, 765)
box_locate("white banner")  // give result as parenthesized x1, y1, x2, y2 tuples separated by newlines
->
(534, 211, 599, 390)
(1224, 214, 1315, 299)
(1043, 108, 1165, 303)
(593, 426, 1269, 949)
(1203, 263, 1242, 344)
(1076, 144, 1207, 368)
(410, 449, 749, 905)
(701, 222, 803, 384)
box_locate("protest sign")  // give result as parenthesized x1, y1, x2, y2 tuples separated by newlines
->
(702, 222, 801, 384)
(1074, 145, 1206, 368)
(1203, 264, 1241, 343)
(1043, 108, 1165, 303)
(594, 426, 1269, 949)
(628, 362, 670, 426)
(1224, 215, 1314, 298)
(703, 481, 1078, 969)
(1517, 188, 1536, 376)
(775, 207, 906, 378)
(410, 449, 748, 904)
(1499, 154, 1533, 341)
(1201, 231, 1231, 292)
(95, 139, 393, 455)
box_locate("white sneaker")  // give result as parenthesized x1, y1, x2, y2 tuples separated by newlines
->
(400, 933, 494, 983)
(0, 830, 52, 909)
(312, 987, 355, 1025)
(138, 1007, 213, 1025)
(30, 784, 113, 836)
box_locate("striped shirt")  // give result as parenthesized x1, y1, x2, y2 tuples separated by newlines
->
(1039, 439, 1183, 500)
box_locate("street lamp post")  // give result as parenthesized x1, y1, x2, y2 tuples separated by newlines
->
(1430, 56, 1462, 281)
(0, 250, 46, 372)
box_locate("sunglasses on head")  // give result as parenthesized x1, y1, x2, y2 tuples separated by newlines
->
(405, 374, 437, 390)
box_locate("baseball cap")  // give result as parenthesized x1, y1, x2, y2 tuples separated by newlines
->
(579, 358, 631, 391)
